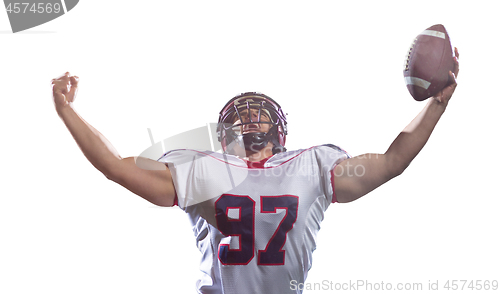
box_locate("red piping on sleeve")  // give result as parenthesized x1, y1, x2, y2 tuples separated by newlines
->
(173, 192, 178, 206)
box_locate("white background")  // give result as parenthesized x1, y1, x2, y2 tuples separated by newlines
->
(1, 1, 499, 293)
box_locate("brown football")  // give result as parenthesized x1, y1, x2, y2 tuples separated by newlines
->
(403, 24, 455, 101)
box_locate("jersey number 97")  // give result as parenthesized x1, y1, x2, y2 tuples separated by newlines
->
(215, 194, 299, 266)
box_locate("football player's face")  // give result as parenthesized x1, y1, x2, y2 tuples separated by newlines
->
(233, 108, 272, 134)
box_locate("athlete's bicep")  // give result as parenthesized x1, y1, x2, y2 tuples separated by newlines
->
(107, 156, 176, 207)
(334, 153, 395, 203)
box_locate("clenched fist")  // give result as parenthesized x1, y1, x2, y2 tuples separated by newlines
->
(51, 72, 79, 110)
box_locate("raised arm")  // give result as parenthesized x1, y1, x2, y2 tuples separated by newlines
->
(52, 72, 176, 207)
(334, 49, 459, 203)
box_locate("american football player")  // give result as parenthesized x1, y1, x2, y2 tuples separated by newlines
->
(51, 49, 458, 293)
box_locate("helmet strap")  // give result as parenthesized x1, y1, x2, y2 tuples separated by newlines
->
(242, 132, 269, 152)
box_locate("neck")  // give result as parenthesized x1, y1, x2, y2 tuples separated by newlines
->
(244, 142, 274, 162)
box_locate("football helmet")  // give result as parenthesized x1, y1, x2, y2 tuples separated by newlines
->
(217, 92, 287, 155)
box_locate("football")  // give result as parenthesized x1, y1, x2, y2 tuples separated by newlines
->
(403, 24, 455, 101)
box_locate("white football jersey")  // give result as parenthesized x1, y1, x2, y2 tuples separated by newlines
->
(158, 145, 349, 294)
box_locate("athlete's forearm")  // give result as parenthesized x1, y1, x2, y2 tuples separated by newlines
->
(56, 103, 122, 177)
(385, 98, 446, 174)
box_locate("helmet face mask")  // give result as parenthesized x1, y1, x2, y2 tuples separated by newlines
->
(217, 92, 287, 156)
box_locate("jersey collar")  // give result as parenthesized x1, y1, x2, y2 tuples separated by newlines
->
(244, 156, 272, 169)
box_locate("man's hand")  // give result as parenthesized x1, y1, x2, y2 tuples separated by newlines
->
(51, 72, 79, 109)
(432, 47, 460, 106)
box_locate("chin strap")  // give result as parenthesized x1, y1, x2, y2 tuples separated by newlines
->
(242, 132, 269, 152)
(241, 129, 286, 154)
